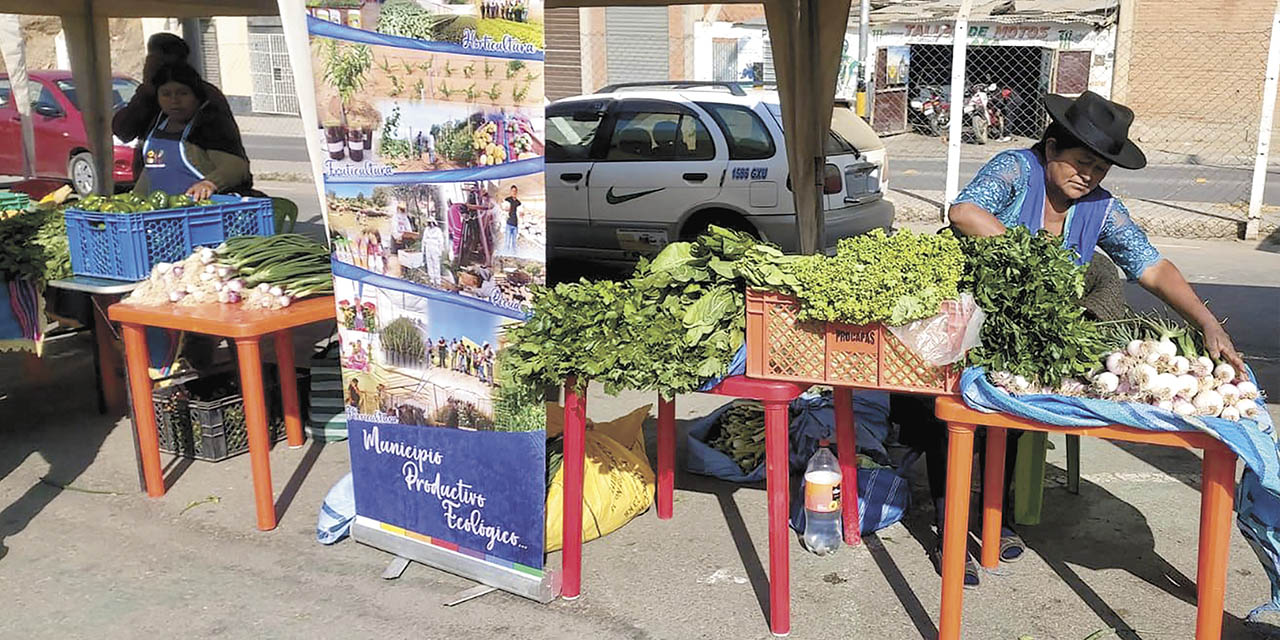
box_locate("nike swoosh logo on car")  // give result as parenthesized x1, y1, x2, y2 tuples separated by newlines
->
(605, 186, 665, 205)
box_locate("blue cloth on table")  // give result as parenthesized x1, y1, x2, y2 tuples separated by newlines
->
(960, 366, 1280, 621)
(697, 344, 748, 392)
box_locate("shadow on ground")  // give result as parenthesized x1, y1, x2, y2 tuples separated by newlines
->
(0, 333, 117, 561)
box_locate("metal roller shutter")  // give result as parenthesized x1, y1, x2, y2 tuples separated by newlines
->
(199, 18, 221, 88)
(545, 8, 583, 100)
(605, 6, 669, 85)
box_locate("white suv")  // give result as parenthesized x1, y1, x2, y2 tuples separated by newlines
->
(545, 82, 894, 268)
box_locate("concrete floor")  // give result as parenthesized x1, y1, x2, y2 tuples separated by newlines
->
(1, 328, 1279, 639)
(1, 214, 1277, 639)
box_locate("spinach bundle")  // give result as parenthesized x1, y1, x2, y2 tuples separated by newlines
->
(790, 228, 965, 326)
(505, 226, 800, 398)
(961, 226, 1108, 386)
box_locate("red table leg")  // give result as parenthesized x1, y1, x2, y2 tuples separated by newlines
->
(833, 387, 860, 546)
(561, 378, 587, 599)
(235, 337, 277, 531)
(657, 395, 676, 520)
(1196, 448, 1237, 640)
(939, 421, 976, 640)
(273, 329, 305, 448)
(981, 426, 1007, 569)
(764, 398, 791, 637)
(121, 323, 165, 497)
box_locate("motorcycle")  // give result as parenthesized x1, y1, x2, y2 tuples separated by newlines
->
(908, 85, 950, 137)
(963, 83, 1006, 145)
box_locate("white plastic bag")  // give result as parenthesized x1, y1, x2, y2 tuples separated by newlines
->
(887, 293, 985, 366)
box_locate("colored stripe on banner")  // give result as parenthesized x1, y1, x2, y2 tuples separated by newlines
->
(324, 157, 544, 185)
(372, 519, 544, 578)
(331, 260, 529, 321)
(307, 16, 544, 62)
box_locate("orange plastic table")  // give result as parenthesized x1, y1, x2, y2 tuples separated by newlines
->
(108, 296, 335, 531)
(934, 397, 1238, 640)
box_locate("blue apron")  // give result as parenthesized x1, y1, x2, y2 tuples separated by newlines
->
(142, 115, 205, 195)
(142, 115, 206, 371)
(1015, 149, 1110, 265)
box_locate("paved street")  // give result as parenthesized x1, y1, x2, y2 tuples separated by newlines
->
(883, 133, 1280, 206)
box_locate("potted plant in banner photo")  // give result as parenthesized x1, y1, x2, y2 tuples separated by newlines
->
(380, 317, 426, 369)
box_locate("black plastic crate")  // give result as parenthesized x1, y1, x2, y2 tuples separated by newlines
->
(153, 365, 311, 462)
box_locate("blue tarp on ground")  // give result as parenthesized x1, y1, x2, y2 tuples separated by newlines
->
(961, 366, 1280, 621)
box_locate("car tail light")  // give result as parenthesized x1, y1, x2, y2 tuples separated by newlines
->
(822, 163, 842, 195)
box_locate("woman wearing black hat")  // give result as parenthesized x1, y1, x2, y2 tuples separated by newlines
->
(951, 90, 1243, 369)
(897, 91, 1245, 586)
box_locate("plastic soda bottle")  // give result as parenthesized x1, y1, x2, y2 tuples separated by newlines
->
(802, 440, 843, 556)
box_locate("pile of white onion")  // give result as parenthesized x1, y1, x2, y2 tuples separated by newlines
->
(993, 338, 1263, 422)
(1083, 339, 1261, 421)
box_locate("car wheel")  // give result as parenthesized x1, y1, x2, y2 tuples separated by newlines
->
(680, 212, 759, 242)
(69, 152, 96, 196)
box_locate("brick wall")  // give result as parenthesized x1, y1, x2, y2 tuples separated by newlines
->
(1125, 0, 1273, 122)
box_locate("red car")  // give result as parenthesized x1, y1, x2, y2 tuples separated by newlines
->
(0, 71, 140, 195)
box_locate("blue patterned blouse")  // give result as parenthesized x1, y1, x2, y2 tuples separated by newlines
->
(955, 150, 1162, 281)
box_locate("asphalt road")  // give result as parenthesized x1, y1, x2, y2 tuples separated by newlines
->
(245, 131, 1280, 205)
(890, 156, 1280, 205)
(245, 133, 310, 163)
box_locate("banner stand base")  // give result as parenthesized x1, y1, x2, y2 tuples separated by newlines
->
(354, 519, 559, 603)
(381, 555, 411, 580)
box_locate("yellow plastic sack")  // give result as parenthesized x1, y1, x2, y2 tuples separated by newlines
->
(545, 404, 655, 552)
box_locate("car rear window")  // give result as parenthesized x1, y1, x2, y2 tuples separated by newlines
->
(765, 103, 879, 157)
(698, 102, 775, 160)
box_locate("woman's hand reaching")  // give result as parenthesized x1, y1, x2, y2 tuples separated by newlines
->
(186, 180, 217, 201)
(1202, 321, 1246, 376)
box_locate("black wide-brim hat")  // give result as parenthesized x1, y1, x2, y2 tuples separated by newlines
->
(1044, 91, 1147, 170)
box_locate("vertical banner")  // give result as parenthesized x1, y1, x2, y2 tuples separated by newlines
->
(305, 0, 551, 601)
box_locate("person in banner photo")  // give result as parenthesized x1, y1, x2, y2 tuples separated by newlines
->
(894, 91, 1247, 587)
(504, 184, 522, 253)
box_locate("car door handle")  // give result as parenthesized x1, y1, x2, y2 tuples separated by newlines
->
(559, 172, 583, 182)
(683, 172, 709, 182)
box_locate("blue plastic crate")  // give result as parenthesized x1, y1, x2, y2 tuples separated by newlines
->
(65, 194, 274, 281)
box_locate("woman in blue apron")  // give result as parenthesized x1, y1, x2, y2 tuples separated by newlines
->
(136, 62, 251, 200)
(136, 62, 252, 371)
(895, 91, 1246, 586)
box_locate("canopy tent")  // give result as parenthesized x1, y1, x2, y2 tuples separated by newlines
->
(0, 0, 852, 253)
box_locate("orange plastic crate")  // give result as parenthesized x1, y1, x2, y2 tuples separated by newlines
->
(744, 290, 959, 395)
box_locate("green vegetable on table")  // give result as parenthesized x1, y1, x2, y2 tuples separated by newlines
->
(961, 226, 1108, 387)
(790, 228, 966, 326)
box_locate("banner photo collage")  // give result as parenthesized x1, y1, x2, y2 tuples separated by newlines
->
(307, 0, 548, 579)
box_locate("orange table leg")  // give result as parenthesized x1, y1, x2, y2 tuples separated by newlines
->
(833, 387, 860, 546)
(561, 378, 587, 600)
(235, 337, 277, 531)
(764, 399, 791, 637)
(939, 421, 977, 640)
(657, 395, 676, 520)
(273, 329, 304, 448)
(121, 323, 166, 497)
(981, 426, 1007, 569)
(1196, 448, 1237, 640)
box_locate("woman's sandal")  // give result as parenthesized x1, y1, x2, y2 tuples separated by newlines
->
(999, 528, 1026, 563)
(929, 545, 982, 588)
